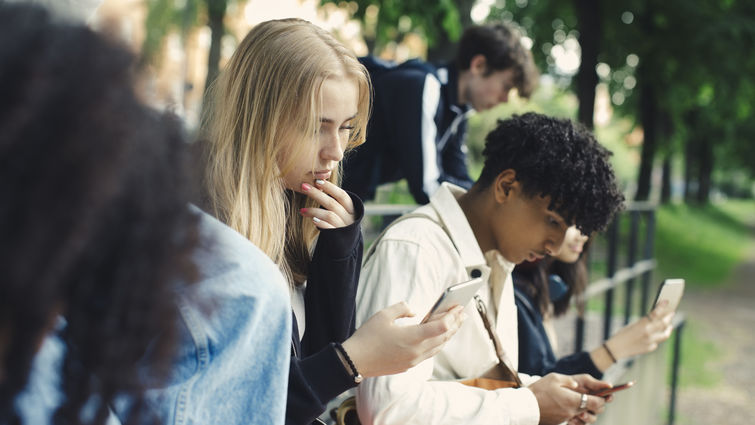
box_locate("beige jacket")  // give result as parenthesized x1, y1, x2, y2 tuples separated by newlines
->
(355, 183, 539, 425)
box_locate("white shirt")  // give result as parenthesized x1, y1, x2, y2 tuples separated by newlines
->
(355, 183, 540, 425)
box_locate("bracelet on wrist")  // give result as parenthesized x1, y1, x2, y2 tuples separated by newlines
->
(603, 342, 618, 364)
(334, 342, 363, 384)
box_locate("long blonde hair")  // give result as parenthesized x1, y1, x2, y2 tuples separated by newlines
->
(202, 18, 370, 285)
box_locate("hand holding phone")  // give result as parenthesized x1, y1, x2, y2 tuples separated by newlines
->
(590, 381, 635, 397)
(421, 278, 484, 324)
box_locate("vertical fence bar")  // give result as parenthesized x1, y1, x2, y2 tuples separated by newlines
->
(640, 211, 656, 314)
(603, 219, 619, 341)
(668, 319, 685, 425)
(624, 211, 640, 324)
(575, 246, 590, 351)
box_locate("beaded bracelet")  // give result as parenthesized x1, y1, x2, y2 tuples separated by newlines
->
(603, 342, 618, 364)
(334, 342, 363, 384)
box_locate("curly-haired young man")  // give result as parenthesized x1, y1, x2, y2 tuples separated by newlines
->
(355, 113, 625, 425)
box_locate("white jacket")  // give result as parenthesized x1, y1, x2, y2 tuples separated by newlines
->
(355, 183, 540, 425)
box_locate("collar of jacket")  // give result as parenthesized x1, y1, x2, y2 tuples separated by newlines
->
(427, 182, 492, 284)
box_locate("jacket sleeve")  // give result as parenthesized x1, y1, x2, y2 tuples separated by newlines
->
(515, 288, 603, 379)
(300, 192, 364, 353)
(286, 343, 357, 425)
(355, 233, 539, 425)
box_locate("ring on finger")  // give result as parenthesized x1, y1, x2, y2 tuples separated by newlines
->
(578, 393, 588, 410)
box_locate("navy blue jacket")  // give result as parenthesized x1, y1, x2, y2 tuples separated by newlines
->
(342, 58, 473, 204)
(514, 282, 602, 379)
(286, 193, 364, 425)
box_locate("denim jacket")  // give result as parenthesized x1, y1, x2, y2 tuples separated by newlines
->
(131, 206, 292, 424)
(16, 206, 292, 424)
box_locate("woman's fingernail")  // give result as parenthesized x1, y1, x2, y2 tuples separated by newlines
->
(300, 208, 307, 214)
(301, 183, 311, 191)
(312, 217, 321, 223)
(315, 179, 325, 185)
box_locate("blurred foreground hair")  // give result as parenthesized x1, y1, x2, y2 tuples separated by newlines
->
(0, 3, 197, 424)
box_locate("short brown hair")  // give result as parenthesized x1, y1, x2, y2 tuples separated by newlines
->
(455, 23, 539, 97)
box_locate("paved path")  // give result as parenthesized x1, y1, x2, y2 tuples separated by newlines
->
(675, 230, 755, 424)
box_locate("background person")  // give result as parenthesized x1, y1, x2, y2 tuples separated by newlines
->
(342, 22, 539, 204)
(513, 226, 675, 378)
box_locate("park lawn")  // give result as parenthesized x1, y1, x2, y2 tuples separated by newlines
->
(654, 199, 754, 288)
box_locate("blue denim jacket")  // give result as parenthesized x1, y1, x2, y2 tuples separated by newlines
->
(131, 206, 292, 424)
(16, 207, 292, 425)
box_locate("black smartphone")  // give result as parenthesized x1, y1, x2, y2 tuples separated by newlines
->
(420, 277, 484, 324)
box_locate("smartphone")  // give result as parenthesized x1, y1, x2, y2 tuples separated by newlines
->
(420, 277, 484, 324)
(591, 381, 635, 397)
(652, 278, 685, 313)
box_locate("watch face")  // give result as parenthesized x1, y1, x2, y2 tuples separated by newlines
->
(354, 374, 363, 384)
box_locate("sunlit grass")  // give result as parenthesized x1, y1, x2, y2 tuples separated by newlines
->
(655, 200, 754, 288)
(677, 320, 723, 388)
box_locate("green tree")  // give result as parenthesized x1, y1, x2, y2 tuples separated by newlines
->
(319, 0, 474, 61)
(490, 0, 755, 203)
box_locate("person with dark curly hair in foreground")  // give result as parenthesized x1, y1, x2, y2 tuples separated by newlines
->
(356, 112, 625, 425)
(1, 4, 291, 425)
(0, 4, 196, 424)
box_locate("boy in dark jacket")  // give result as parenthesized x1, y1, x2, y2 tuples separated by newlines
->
(343, 23, 539, 204)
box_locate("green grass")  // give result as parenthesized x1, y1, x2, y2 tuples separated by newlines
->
(676, 321, 723, 388)
(655, 200, 754, 288)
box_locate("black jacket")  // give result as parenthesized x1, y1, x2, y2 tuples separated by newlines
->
(342, 58, 473, 204)
(286, 193, 365, 425)
(514, 283, 602, 379)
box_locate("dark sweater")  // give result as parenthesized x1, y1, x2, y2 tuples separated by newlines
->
(286, 192, 364, 425)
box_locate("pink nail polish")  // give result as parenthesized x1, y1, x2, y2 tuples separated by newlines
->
(299, 208, 307, 214)
(301, 183, 311, 191)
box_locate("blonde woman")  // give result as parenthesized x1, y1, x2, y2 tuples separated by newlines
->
(202, 19, 465, 425)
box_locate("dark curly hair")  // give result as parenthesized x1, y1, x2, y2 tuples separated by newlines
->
(0, 4, 197, 424)
(477, 113, 625, 236)
(455, 23, 539, 97)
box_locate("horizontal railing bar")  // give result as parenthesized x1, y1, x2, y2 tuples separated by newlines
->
(365, 201, 658, 217)
(584, 259, 657, 299)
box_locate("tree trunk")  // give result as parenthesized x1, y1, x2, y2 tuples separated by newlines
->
(660, 154, 672, 204)
(574, 0, 600, 129)
(203, 0, 226, 96)
(682, 109, 699, 203)
(696, 137, 713, 204)
(683, 135, 695, 203)
(634, 77, 657, 201)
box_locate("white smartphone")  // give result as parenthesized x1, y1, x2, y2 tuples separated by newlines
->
(652, 278, 685, 312)
(420, 277, 484, 324)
